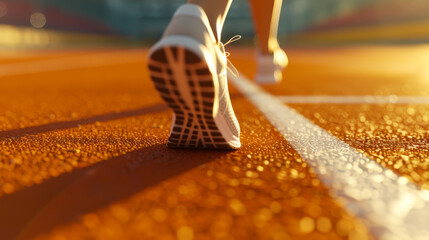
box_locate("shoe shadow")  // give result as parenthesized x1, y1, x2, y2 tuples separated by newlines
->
(0, 144, 231, 240)
(0, 104, 168, 140)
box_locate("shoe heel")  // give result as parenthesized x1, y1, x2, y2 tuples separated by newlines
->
(148, 44, 233, 149)
(255, 70, 283, 85)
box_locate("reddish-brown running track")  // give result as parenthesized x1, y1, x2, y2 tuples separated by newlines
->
(1, 45, 429, 240)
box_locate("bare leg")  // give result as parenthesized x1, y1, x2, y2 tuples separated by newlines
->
(188, 0, 233, 42)
(249, 0, 283, 54)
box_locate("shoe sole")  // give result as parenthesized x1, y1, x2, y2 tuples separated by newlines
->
(148, 36, 239, 149)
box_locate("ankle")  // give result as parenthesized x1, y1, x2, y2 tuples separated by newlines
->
(257, 38, 281, 55)
(163, 4, 217, 45)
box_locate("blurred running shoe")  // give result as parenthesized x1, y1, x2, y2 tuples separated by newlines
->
(147, 4, 241, 149)
(255, 48, 288, 84)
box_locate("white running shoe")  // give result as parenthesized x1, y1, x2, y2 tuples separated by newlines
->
(147, 4, 241, 149)
(255, 48, 288, 85)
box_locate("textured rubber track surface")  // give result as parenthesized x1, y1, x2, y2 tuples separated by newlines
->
(2, 45, 429, 239)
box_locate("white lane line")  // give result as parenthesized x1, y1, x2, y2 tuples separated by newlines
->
(279, 95, 429, 104)
(0, 49, 144, 78)
(229, 73, 429, 240)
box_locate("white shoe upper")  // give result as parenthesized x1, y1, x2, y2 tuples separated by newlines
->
(159, 4, 241, 146)
(255, 48, 289, 85)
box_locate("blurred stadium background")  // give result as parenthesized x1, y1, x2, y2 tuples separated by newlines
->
(0, 0, 429, 49)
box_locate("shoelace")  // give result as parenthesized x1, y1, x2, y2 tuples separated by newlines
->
(217, 35, 241, 105)
(219, 35, 241, 77)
